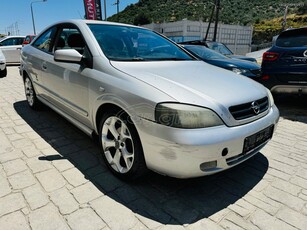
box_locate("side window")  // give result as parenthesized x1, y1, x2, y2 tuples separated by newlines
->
(55, 27, 85, 54)
(0, 38, 14, 46)
(33, 27, 57, 52)
(17, 38, 24, 45)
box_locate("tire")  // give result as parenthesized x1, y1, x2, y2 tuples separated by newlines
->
(99, 110, 148, 181)
(0, 68, 7, 78)
(24, 76, 41, 110)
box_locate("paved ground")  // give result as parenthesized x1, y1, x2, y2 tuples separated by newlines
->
(1, 66, 307, 230)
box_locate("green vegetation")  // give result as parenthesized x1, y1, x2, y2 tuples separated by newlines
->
(253, 14, 307, 43)
(108, 0, 306, 43)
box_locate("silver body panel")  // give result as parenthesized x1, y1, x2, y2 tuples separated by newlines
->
(20, 19, 279, 178)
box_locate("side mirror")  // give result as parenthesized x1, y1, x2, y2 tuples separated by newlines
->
(54, 49, 83, 63)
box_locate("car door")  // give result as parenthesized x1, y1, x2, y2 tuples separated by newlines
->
(42, 25, 90, 126)
(30, 27, 57, 98)
(0, 37, 24, 63)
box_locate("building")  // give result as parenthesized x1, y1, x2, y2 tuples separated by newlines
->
(143, 19, 253, 55)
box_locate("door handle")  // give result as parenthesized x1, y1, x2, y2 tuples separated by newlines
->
(16, 48, 21, 50)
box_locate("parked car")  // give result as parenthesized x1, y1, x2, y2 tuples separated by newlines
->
(182, 44, 261, 79)
(179, 40, 257, 63)
(22, 35, 36, 47)
(0, 36, 25, 63)
(20, 20, 279, 180)
(260, 27, 307, 94)
(0, 49, 7, 77)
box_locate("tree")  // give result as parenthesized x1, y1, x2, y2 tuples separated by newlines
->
(133, 12, 151, 25)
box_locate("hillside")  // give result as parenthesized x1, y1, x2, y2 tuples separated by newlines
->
(108, 0, 306, 26)
(253, 13, 307, 43)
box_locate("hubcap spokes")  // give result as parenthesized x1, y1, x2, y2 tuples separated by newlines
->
(101, 116, 134, 173)
(25, 78, 34, 106)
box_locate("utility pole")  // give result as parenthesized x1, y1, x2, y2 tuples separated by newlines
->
(213, 0, 220, 42)
(104, 0, 107, 20)
(113, 0, 120, 14)
(205, 2, 216, 40)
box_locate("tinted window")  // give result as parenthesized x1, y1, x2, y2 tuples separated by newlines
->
(0, 37, 24, 46)
(276, 29, 307, 47)
(207, 42, 233, 55)
(33, 27, 57, 52)
(184, 45, 228, 60)
(88, 24, 193, 61)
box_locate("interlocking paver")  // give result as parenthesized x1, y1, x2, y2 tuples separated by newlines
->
(36, 168, 66, 192)
(1, 66, 307, 230)
(0, 211, 30, 230)
(71, 182, 103, 204)
(0, 193, 26, 217)
(49, 188, 79, 214)
(22, 184, 49, 210)
(91, 196, 137, 230)
(2, 158, 27, 176)
(62, 167, 88, 187)
(66, 208, 106, 230)
(28, 204, 69, 230)
(8, 170, 36, 190)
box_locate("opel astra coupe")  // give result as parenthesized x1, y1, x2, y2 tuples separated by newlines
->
(20, 20, 279, 180)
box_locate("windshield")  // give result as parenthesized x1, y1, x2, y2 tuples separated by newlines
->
(184, 45, 228, 60)
(276, 29, 307, 47)
(88, 24, 193, 61)
(206, 42, 233, 55)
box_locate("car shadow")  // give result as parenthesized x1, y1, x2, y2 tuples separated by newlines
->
(274, 94, 307, 124)
(14, 100, 268, 225)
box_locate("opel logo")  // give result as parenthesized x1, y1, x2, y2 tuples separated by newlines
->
(304, 50, 307, 57)
(251, 101, 260, 115)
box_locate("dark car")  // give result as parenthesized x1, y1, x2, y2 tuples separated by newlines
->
(182, 45, 261, 79)
(260, 27, 307, 94)
(179, 40, 257, 63)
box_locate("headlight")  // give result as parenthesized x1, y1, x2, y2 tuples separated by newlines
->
(155, 103, 224, 129)
(266, 89, 275, 106)
(231, 68, 249, 75)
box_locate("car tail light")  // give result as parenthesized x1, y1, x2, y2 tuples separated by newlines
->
(262, 52, 279, 61)
(261, 75, 270, 80)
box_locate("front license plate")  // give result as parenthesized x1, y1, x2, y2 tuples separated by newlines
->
(243, 125, 274, 154)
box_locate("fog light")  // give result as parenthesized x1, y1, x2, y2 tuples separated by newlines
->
(200, 161, 217, 171)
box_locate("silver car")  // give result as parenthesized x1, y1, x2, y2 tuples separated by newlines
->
(20, 20, 279, 180)
(0, 49, 7, 77)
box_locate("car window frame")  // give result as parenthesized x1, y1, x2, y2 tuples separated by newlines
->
(32, 26, 58, 53)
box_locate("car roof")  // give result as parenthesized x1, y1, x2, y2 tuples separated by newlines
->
(48, 19, 149, 31)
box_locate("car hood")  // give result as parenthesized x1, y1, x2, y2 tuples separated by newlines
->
(206, 58, 260, 70)
(228, 54, 256, 62)
(111, 60, 267, 115)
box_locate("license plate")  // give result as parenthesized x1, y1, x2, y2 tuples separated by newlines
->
(243, 125, 274, 154)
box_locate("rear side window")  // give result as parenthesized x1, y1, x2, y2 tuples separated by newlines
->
(276, 29, 307, 47)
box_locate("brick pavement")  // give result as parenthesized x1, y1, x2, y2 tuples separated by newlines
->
(0, 66, 307, 230)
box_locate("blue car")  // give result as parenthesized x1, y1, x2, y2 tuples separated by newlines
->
(260, 27, 307, 94)
(182, 44, 261, 79)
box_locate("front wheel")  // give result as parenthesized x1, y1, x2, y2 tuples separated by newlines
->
(24, 76, 41, 110)
(0, 68, 7, 78)
(99, 110, 147, 180)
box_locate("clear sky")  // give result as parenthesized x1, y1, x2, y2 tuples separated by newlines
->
(0, 0, 138, 36)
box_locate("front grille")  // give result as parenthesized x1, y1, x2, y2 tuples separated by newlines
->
(229, 97, 269, 120)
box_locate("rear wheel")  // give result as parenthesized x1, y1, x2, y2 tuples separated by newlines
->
(24, 76, 40, 109)
(99, 110, 147, 180)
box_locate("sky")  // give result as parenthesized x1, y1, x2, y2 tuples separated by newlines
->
(0, 0, 138, 36)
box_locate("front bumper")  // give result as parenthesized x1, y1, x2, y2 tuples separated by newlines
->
(135, 105, 279, 178)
